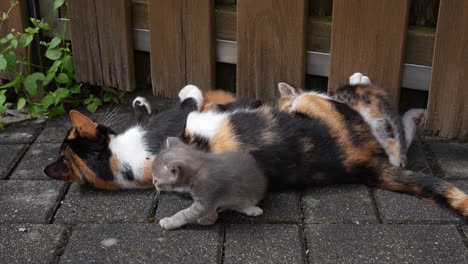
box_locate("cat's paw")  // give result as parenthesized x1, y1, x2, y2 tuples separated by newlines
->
(240, 206, 263, 217)
(197, 211, 218, 225)
(159, 217, 181, 230)
(178, 85, 203, 110)
(349, 72, 371, 85)
(132, 96, 152, 114)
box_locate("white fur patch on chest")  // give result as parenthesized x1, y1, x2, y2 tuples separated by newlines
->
(186, 111, 228, 139)
(109, 126, 150, 184)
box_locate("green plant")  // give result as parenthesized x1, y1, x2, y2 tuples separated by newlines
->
(0, 0, 121, 122)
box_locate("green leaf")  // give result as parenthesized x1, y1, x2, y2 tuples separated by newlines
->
(45, 49, 62, 60)
(30, 19, 51, 31)
(0, 92, 6, 105)
(48, 105, 65, 118)
(0, 122, 4, 130)
(4, 51, 16, 67)
(1, 12, 8, 21)
(41, 95, 54, 109)
(48, 36, 62, 49)
(20, 33, 34, 47)
(0, 33, 14, 43)
(28, 104, 43, 118)
(71, 84, 81, 94)
(0, 55, 7, 70)
(55, 87, 69, 99)
(25, 27, 39, 34)
(56, 73, 70, 84)
(17, 97, 26, 110)
(53, 0, 65, 10)
(0, 75, 21, 89)
(24, 72, 46, 96)
(62, 55, 74, 74)
(8, 39, 17, 49)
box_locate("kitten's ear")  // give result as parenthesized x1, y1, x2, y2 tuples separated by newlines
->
(278, 82, 298, 97)
(166, 137, 184, 148)
(167, 160, 184, 178)
(44, 157, 69, 181)
(69, 110, 98, 137)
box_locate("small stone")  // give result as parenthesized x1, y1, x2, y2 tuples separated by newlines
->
(18, 227, 26, 232)
(101, 238, 118, 247)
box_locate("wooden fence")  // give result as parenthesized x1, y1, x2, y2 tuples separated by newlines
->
(4, 0, 468, 140)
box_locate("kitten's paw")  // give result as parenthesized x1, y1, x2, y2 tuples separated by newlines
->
(132, 96, 152, 114)
(197, 211, 218, 225)
(349, 72, 372, 85)
(159, 217, 181, 230)
(240, 206, 263, 217)
(178, 84, 203, 110)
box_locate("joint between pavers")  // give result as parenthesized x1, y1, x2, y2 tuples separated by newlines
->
(50, 183, 71, 224)
(52, 225, 75, 264)
(455, 225, 468, 250)
(298, 192, 311, 264)
(369, 188, 383, 224)
(217, 225, 226, 264)
(147, 190, 160, 223)
(419, 135, 445, 179)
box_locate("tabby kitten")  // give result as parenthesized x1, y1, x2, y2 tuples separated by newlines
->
(43, 85, 236, 189)
(333, 72, 426, 167)
(184, 87, 468, 217)
(153, 137, 267, 230)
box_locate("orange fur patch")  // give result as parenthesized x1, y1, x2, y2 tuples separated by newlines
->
(445, 186, 468, 216)
(202, 90, 236, 112)
(385, 138, 401, 161)
(109, 155, 121, 174)
(67, 128, 77, 140)
(278, 97, 294, 112)
(209, 119, 240, 153)
(136, 156, 156, 188)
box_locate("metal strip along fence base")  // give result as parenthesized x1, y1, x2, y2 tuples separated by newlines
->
(133, 28, 430, 91)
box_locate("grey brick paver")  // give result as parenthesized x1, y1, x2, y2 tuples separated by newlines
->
(303, 185, 377, 223)
(306, 224, 468, 264)
(54, 184, 156, 224)
(0, 224, 67, 264)
(430, 142, 468, 179)
(60, 224, 221, 264)
(224, 224, 304, 264)
(0, 144, 27, 179)
(0, 120, 45, 144)
(35, 116, 71, 143)
(10, 143, 61, 180)
(0, 181, 67, 223)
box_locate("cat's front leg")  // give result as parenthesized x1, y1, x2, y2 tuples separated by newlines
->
(159, 201, 212, 230)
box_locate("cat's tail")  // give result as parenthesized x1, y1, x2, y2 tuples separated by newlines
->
(377, 167, 468, 217)
(402, 108, 426, 150)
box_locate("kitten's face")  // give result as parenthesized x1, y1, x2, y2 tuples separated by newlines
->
(152, 137, 189, 191)
(43, 110, 122, 189)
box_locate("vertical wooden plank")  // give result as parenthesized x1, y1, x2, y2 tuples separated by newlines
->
(328, 0, 410, 102)
(237, 0, 307, 101)
(68, 0, 103, 85)
(95, 0, 135, 91)
(425, 1, 468, 140)
(149, 0, 214, 97)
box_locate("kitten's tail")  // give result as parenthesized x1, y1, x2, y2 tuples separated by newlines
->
(378, 167, 468, 217)
(402, 108, 426, 150)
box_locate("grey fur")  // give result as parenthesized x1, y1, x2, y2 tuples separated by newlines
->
(153, 137, 267, 230)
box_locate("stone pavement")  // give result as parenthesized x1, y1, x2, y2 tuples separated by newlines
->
(1, 96, 468, 263)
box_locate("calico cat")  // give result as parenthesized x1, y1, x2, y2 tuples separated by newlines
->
(43, 85, 236, 189)
(183, 87, 468, 217)
(153, 137, 267, 230)
(333, 73, 426, 167)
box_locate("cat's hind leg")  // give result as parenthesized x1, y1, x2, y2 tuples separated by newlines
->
(235, 206, 264, 217)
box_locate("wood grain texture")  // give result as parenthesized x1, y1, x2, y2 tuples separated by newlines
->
(68, 0, 103, 85)
(68, 0, 135, 91)
(328, 0, 410, 101)
(149, 0, 214, 97)
(425, 0, 468, 140)
(0, 0, 28, 78)
(237, 0, 307, 100)
(95, 0, 135, 91)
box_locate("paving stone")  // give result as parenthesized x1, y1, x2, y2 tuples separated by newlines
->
(0, 119, 45, 144)
(60, 224, 221, 264)
(224, 224, 304, 264)
(374, 180, 468, 223)
(306, 224, 468, 264)
(374, 189, 461, 223)
(302, 185, 377, 224)
(406, 137, 431, 173)
(10, 143, 61, 180)
(430, 142, 468, 179)
(156, 192, 301, 224)
(35, 116, 71, 143)
(0, 180, 67, 224)
(0, 144, 27, 179)
(0, 224, 67, 264)
(54, 184, 156, 224)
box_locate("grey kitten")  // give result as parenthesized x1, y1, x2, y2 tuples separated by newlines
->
(153, 137, 267, 230)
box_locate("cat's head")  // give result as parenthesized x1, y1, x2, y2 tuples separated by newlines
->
(44, 110, 123, 189)
(277, 82, 300, 111)
(152, 137, 193, 191)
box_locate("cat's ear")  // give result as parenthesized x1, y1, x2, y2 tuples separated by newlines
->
(278, 82, 298, 97)
(166, 160, 184, 178)
(166, 137, 184, 148)
(69, 110, 97, 137)
(44, 157, 69, 181)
